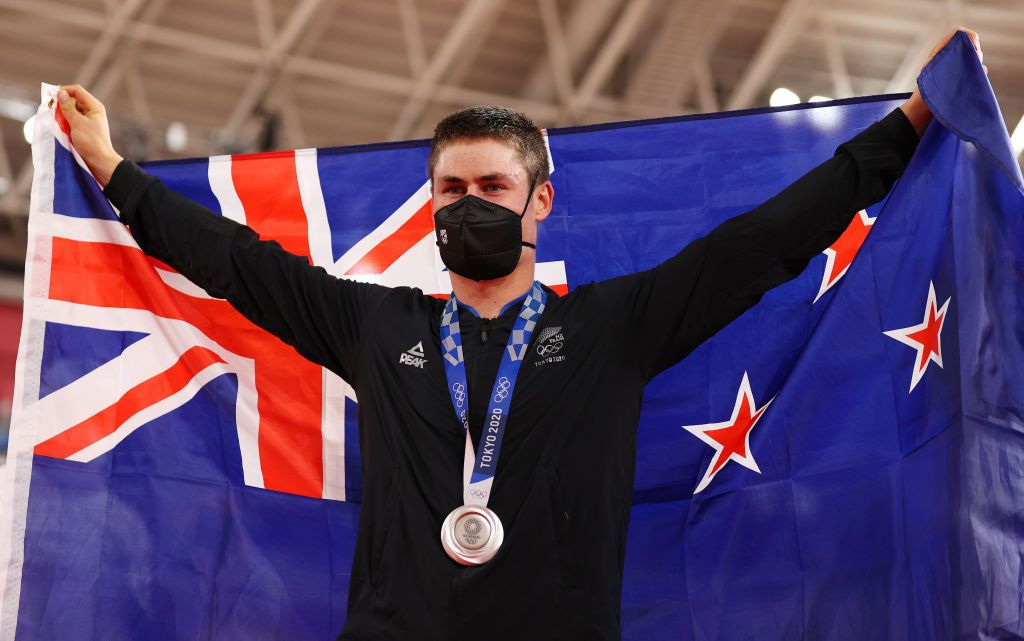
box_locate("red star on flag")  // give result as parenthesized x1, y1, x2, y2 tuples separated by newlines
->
(814, 210, 875, 303)
(883, 281, 950, 393)
(683, 372, 775, 494)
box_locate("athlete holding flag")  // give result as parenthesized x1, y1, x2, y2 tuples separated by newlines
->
(53, 28, 981, 641)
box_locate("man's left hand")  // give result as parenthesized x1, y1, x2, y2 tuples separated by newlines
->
(900, 28, 985, 137)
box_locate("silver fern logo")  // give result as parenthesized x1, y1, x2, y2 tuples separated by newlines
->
(535, 326, 565, 358)
(537, 326, 561, 344)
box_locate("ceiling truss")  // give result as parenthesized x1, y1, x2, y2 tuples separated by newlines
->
(0, 0, 1018, 261)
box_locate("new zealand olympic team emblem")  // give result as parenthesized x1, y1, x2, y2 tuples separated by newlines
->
(493, 377, 512, 402)
(535, 326, 565, 358)
(452, 382, 466, 407)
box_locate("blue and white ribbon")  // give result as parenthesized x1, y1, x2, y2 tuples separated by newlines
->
(441, 281, 547, 507)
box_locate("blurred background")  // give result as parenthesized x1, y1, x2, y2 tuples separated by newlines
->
(0, 0, 1021, 456)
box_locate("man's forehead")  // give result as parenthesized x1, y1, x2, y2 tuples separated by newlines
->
(433, 139, 526, 179)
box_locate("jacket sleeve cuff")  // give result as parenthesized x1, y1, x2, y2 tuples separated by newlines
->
(102, 159, 157, 224)
(878, 107, 920, 167)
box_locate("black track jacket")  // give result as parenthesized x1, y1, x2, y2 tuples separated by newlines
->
(103, 109, 919, 641)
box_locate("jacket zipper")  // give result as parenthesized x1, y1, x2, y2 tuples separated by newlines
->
(480, 318, 491, 343)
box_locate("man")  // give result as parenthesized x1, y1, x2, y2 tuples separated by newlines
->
(55, 28, 981, 641)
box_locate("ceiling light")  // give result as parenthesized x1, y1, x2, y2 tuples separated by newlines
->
(1011, 114, 1024, 159)
(166, 121, 188, 153)
(769, 87, 800, 107)
(809, 95, 832, 103)
(22, 115, 35, 144)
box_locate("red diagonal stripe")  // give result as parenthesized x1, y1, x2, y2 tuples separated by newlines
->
(35, 345, 224, 459)
(49, 238, 325, 498)
(345, 199, 435, 275)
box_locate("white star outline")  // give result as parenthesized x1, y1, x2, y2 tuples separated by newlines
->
(814, 209, 876, 303)
(882, 281, 951, 393)
(683, 372, 775, 494)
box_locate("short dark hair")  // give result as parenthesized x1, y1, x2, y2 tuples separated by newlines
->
(429, 105, 549, 185)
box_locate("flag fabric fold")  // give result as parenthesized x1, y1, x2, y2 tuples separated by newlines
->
(0, 31, 1021, 640)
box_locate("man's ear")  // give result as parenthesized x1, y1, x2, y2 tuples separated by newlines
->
(533, 181, 554, 222)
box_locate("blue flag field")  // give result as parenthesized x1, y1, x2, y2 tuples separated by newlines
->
(0, 32, 1020, 640)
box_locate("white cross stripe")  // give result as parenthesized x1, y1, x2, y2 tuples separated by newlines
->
(29, 299, 264, 488)
(208, 155, 247, 225)
(295, 148, 336, 269)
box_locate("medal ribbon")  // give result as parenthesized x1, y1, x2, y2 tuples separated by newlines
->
(440, 281, 546, 508)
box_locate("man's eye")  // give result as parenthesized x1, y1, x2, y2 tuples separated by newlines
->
(443, 186, 464, 195)
(483, 184, 504, 192)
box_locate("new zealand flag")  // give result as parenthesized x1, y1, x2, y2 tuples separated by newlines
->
(0, 32, 1021, 640)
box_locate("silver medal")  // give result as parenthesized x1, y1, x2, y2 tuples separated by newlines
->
(438, 283, 546, 567)
(440, 504, 504, 565)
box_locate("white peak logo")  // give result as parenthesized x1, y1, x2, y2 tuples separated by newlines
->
(399, 341, 427, 369)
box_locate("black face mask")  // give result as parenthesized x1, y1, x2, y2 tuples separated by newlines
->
(433, 182, 537, 282)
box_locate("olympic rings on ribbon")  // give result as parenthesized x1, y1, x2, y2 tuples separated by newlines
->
(452, 382, 466, 406)
(466, 488, 489, 499)
(492, 376, 512, 402)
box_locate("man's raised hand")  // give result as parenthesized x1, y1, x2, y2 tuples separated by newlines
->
(55, 84, 123, 188)
(900, 27, 985, 137)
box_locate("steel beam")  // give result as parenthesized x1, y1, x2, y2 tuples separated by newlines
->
(388, 0, 508, 140)
(253, 0, 276, 49)
(564, 0, 658, 121)
(223, 0, 328, 138)
(522, 0, 623, 102)
(0, 0, 562, 118)
(397, 0, 427, 76)
(624, 0, 735, 111)
(536, 0, 574, 106)
(124, 64, 155, 127)
(692, 60, 719, 113)
(725, 0, 815, 110)
(885, 6, 953, 93)
(819, 12, 853, 98)
(2, 0, 153, 210)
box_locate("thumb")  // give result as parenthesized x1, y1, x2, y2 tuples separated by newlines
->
(56, 88, 82, 124)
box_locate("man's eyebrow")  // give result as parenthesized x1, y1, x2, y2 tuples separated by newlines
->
(439, 173, 513, 183)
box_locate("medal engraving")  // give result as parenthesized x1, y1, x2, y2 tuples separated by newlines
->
(441, 505, 504, 565)
(456, 514, 492, 550)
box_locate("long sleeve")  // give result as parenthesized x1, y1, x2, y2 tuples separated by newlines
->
(593, 107, 920, 379)
(103, 160, 391, 384)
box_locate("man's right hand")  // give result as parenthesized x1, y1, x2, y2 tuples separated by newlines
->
(55, 84, 123, 188)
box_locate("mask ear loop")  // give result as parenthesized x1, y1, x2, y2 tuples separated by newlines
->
(520, 176, 538, 250)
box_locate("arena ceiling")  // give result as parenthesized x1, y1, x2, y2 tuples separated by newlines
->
(0, 0, 1021, 297)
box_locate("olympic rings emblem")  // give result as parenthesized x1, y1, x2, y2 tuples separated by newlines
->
(536, 341, 563, 357)
(452, 382, 466, 407)
(466, 488, 489, 499)
(492, 376, 512, 403)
